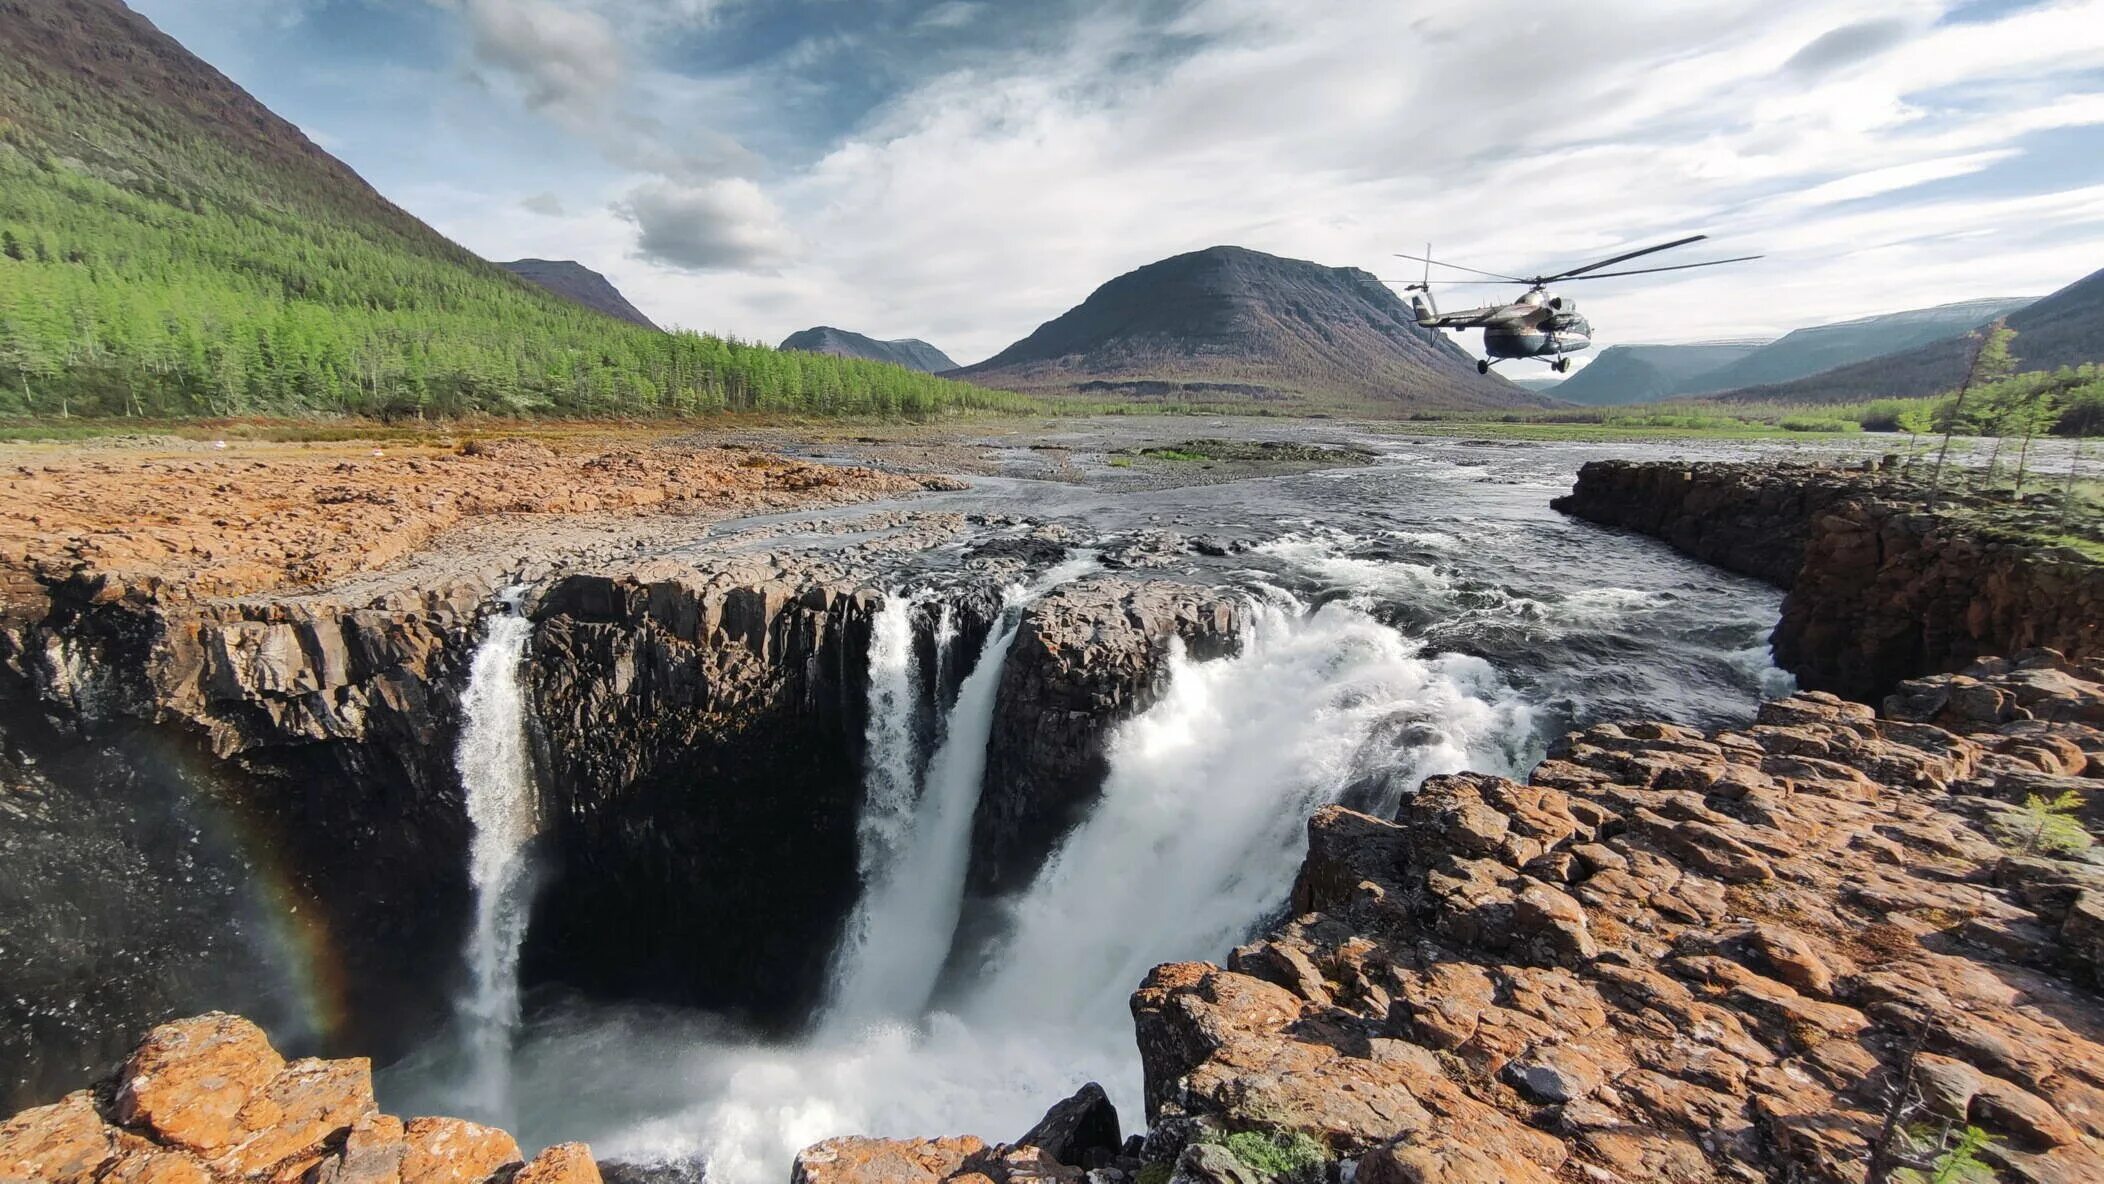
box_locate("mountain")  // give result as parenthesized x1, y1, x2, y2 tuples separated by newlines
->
(1549, 341, 1769, 406)
(0, 0, 1011, 420)
(499, 259, 659, 330)
(1711, 271, 2104, 403)
(1684, 298, 2030, 395)
(951, 246, 1540, 410)
(780, 327, 956, 373)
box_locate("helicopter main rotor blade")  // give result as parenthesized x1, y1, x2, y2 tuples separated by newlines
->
(1535, 234, 1710, 283)
(1391, 252, 1527, 283)
(1545, 254, 1763, 282)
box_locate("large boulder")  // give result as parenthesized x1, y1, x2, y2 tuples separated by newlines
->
(0, 1014, 590, 1184)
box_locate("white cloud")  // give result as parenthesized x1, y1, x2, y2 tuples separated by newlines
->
(414, 0, 2104, 363)
(917, 2, 982, 30)
(456, 0, 624, 124)
(616, 177, 802, 272)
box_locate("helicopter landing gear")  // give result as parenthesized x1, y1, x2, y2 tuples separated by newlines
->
(1553, 357, 1572, 374)
(1476, 359, 1490, 375)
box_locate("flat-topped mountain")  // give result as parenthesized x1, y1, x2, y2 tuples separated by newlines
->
(1713, 271, 2102, 403)
(952, 246, 1540, 410)
(1551, 340, 1769, 406)
(499, 259, 659, 329)
(780, 327, 956, 373)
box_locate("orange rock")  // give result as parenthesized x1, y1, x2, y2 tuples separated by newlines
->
(208, 1056, 377, 1180)
(1356, 1136, 1558, 1184)
(400, 1116, 524, 1184)
(790, 1135, 988, 1184)
(113, 1013, 286, 1156)
(308, 1113, 408, 1184)
(513, 1142, 604, 1184)
(100, 1133, 215, 1184)
(0, 1090, 117, 1184)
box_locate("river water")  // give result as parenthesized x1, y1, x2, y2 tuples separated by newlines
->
(383, 433, 1829, 1181)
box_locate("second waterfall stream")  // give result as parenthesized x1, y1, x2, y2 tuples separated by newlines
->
(825, 554, 1101, 1025)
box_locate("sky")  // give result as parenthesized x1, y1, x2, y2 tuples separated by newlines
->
(131, 0, 2104, 369)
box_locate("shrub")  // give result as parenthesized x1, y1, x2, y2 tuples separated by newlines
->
(1213, 1130, 1329, 1180)
(1779, 416, 1863, 433)
(2000, 790, 2090, 856)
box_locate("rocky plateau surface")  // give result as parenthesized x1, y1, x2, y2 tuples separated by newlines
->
(0, 436, 956, 617)
(1554, 459, 2101, 700)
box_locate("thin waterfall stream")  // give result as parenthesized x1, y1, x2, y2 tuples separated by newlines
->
(452, 593, 540, 1126)
(827, 555, 1100, 1026)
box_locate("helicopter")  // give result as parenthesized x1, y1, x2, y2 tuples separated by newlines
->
(1390, 235, 1761, 374)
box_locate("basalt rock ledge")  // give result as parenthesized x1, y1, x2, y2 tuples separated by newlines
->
(1553, 459, 2101, 699)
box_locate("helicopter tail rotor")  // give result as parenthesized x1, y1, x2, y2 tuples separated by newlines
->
(1407, 242, 1440, 324)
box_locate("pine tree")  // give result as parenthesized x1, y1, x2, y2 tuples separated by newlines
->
(1929, 321, 2016, 506)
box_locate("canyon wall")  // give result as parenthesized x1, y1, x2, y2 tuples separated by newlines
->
(1554, 460, 2102, 700)
(0, 556, 1242, 1102)
(518, 560, 1006, 1025)
(0, 576, 491, 1109)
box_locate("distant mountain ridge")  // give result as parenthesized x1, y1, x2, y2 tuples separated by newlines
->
(952, 245, 1541, 410)
(1550, 341, 1770, 407)
(1711, 270, 2104, 404)
(1685, 298, 2030, 395)
(499, 260, 659, 330)
(779, 327, 956, 373)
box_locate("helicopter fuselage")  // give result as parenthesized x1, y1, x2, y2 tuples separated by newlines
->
(1482, 290, 1591, 358)
(1412, 287, 1592, 362)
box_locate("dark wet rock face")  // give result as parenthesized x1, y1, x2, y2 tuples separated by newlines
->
(0, 531, 1242, 1098)
(523, 564, 899, 1023)
(969, 579, 1248, 896)
(0, 583, 489, 1109)
(1555, 460, 2102, 699)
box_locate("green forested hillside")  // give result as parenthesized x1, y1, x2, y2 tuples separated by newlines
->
(0, 0, 1021, 420)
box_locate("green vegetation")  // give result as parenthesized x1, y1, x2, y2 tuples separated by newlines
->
(1118, 439, 1379, 467)
(1895, 1125, 1998, 1184)
(1208, 1130, 1330, 1180)
(1135, 1163, 1172, 1184)
(1779, 415, 1863, 433)
(0, 8, 1028, 423)
(1999, 790, 2091, 856)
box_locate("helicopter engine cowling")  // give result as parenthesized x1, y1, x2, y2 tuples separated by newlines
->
(1547, 313, 1592, 355)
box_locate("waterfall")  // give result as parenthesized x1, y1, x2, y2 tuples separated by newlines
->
(452, 595, 540, 1125)
(511, 594, 1538, 1184)
(826, 556, 1097, 1025)
(961, 595, 1536, 1027)
(843, 593, 924, 929)
(931, 601, 958, 719)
